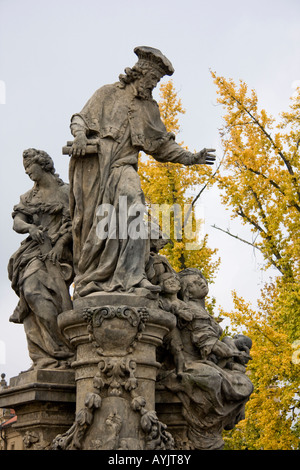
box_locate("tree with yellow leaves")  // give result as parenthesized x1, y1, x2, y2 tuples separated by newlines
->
(211, 71, 300, 449)
(138, 80, 219, 283)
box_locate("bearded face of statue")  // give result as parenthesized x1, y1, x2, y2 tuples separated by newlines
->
(136, 68, 162, 100)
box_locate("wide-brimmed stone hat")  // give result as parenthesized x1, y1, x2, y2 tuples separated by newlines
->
(134, 46, 174, 76)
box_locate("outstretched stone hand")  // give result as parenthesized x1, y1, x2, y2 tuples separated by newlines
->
(193, 148, 216, 165)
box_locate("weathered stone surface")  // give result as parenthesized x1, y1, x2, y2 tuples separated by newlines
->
(0, 369, 76, 450)
(155, 267, 253, 450)
(155, 390, 193, 450)
(8, 148, 74, 369)
(66, 46, 215, 298)
(5, 46, 253, 451)
(52, 292, 176, 450)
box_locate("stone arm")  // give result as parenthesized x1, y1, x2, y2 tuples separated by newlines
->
(152, 137, 216, 166)
(69, 114, 216, 165)
(13, 212, 45, 244)
(46, 230, 72, 264)
(171, 303, 194, 323)
(69, 115, 89, 156)
(13, 212, 72, 263)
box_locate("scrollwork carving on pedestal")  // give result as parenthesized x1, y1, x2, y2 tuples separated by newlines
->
(83, 305, 150, 355)
(52, 302, 173, 450)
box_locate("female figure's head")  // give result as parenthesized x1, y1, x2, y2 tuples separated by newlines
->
(22, 148, 63, 186)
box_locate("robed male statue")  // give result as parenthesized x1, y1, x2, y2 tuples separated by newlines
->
(68, 46, 215, 297)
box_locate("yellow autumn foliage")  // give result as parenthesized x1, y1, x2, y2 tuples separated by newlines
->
(212, 72, 300, 449)
(140, 75, 300, 449)
(138, 80, 219, 283)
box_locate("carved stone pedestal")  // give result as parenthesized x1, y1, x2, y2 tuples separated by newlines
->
(0, 369, 76, 450)
(155, 390, 191, 450)
(53, 291, 176, 450)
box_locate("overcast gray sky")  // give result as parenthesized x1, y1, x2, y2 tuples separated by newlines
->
(0, 0, 299, 380)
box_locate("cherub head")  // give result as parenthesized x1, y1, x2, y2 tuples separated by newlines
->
(178, 268, 209, 302)
(159, 272, 181, 295)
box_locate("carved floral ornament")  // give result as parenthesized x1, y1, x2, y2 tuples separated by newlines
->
(51, 388, 174, 450)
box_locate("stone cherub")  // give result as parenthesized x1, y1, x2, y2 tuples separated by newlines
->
(8, 148, 74, 369)
(145, 221, 175, 287)
(67, 46, 215, 297)
(157, 266, 251, 375)
(157, 267, 254, 450)
(178, 268, 251, 369)
(158, 271, 194, 375)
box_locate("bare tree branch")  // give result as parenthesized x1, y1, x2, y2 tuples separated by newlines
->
(211, 223, 284, 275)
(211, 224, 260, 250)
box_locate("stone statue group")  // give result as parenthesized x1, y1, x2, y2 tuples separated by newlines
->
(8, 47, 253, 450)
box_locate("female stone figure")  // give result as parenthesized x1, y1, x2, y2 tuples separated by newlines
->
(8, 149, 74, 369)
